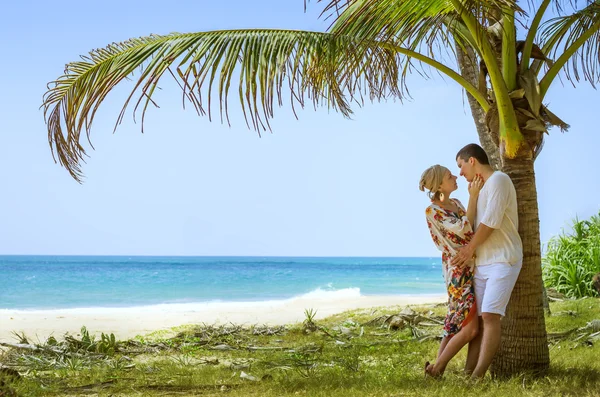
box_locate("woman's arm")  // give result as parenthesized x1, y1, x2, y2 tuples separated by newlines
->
(466, 175, 484, 226)
(466, 195, 478, 227)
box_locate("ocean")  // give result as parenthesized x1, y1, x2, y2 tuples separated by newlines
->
(0, 256, 444, 310)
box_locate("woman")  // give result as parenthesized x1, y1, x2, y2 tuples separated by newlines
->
(419, 164, 483, 377)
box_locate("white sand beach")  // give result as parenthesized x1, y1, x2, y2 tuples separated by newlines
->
(0, 294, 445, 343)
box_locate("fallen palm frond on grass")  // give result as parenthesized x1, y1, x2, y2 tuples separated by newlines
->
(0, 300, 599, 396)
(548, 319, 600, 348)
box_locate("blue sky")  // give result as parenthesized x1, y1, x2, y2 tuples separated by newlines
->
(1, 0, 598, 257)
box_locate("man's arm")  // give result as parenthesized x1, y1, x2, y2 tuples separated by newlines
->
(450, 223, 495, 267)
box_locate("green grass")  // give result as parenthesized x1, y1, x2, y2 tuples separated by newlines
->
(1, 299, 599, 396)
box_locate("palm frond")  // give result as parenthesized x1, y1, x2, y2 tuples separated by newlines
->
(322, 0, 502, 110)
(547, 0, 597, 17)
(316, 0, 522, 24)
(43, 30, 401, 182)
(328, 0, 454, 44)
(520, 0, 551, 69)
(538, 1, 600, 96)
(332, 1, 453, 95)
(305, 0, 354, 19)
(314, 0, 523, 57)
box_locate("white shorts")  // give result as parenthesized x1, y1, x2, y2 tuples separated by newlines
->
(474, 262, 522, 316)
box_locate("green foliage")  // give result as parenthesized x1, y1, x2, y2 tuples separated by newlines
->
(303, 308, 318, 332)
(543, 212, 600, 298)
(98, 332, 118, 355)
(80, 326, 94, 349)
(70, 326, 119, 355)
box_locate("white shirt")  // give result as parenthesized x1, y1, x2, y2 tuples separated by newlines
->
(474, 171, 523, 266)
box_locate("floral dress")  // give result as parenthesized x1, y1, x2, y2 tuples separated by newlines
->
(425, 199, 476, 338)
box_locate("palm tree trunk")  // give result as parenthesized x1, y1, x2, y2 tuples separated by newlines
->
(455, 43, 501, 170)
(491, 155, 550, 376)
(456, 38, 549, 377)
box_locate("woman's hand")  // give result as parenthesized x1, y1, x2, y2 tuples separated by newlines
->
(468, 174, 484, 197)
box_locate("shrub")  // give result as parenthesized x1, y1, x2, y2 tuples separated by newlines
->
(543, 212, 600, 298)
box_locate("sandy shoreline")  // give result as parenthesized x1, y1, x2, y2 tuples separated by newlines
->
(0, 294, 445, 343)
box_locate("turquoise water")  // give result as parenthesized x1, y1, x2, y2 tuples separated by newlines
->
(0, 256, 444, 310)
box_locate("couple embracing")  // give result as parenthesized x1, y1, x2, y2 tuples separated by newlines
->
(419, 143, 523, 379)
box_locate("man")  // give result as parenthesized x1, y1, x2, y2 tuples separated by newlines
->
(451, 143, 523, 379)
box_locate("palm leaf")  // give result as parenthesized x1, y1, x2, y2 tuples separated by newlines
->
(330, 0, 456, 100)
(318, 0, 494, 111)
(538, 1, 600, 96)
(325, 0, 482, 65)
(316, 0, 525, 157)
(314, 0, 524, 60)
(42, 30, 401, 182)
(315, 0, 522, 24)
(328, 0, 454, 44)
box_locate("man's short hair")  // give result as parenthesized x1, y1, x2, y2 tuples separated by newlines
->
(456, 143, 490, 165)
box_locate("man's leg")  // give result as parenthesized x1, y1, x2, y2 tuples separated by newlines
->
(469, 262, 521, 378)
(464, 316, 483, 375)
(470, 312, 502, 379)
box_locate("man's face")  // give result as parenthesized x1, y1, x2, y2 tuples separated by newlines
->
(457, 157, 475, 182)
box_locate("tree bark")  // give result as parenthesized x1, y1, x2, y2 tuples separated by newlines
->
(491, 154, 550, 376)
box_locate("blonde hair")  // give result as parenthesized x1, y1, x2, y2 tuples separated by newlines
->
(419, 164, 449, 201)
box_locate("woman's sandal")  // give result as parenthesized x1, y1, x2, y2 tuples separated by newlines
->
(424, 361, 431, 378)
(424, 361, 442, 379)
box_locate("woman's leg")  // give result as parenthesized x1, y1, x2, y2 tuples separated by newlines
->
(437, 336, 450, 360)
(426, 336, 449, 376)
(430, 281, 452, 371)
(429, 315, 479, 376)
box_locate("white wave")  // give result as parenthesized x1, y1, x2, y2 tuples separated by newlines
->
(0, 287, 364, 314)
(293, 287, 361, 301)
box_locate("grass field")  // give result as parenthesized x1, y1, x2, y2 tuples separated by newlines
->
(1, 298, 599, 396)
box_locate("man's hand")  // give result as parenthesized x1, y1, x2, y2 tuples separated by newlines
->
(451, 245, 475, 268)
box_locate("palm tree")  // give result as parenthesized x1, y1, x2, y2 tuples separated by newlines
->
(43, 0, 600, 376)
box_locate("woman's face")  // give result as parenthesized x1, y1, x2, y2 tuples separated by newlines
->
(439, 170, 458, 194)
